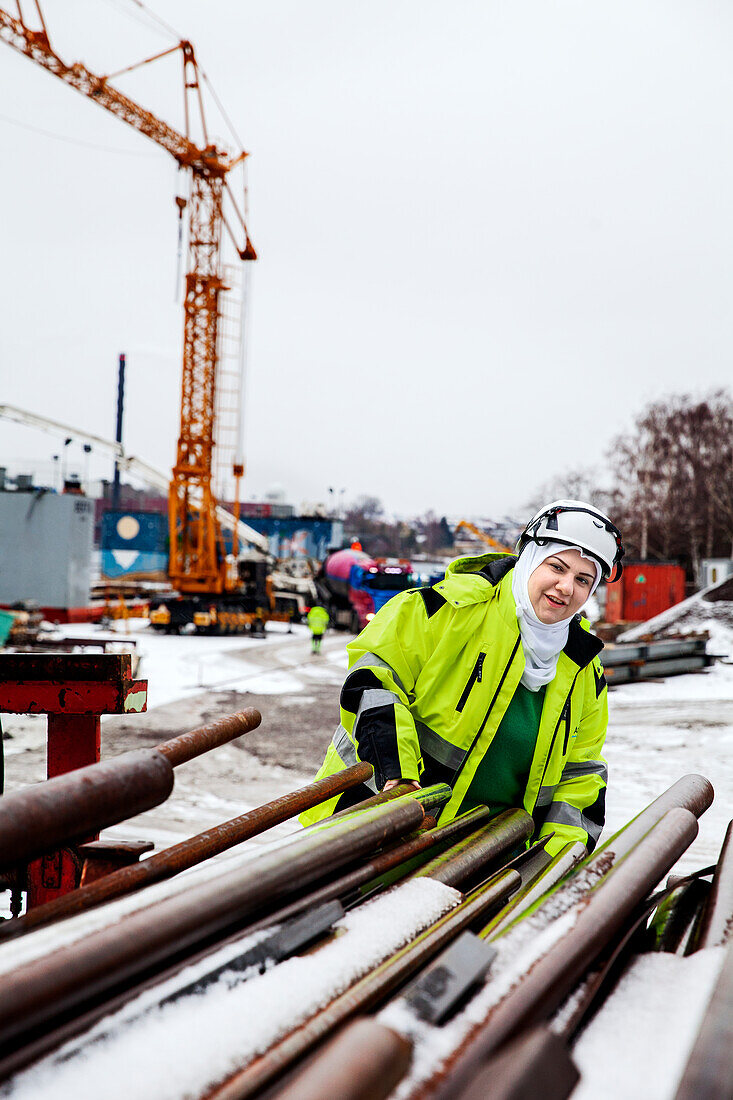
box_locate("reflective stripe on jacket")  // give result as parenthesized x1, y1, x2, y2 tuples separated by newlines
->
(301, 553, 608, 856)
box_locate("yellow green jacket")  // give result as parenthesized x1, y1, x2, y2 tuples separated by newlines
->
(307, 606, 330, 634)
(301, 554, 609, 857)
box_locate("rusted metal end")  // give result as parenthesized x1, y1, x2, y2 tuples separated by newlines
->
(454, 1026, 579, 1100)
(693, 819, 733, 950)
(415, 809, 533, 888)
(155, 708, 261, 766)
(0, 762, 375, 940)
(0, 750, 173, 873)
(273, 1018, 413, 1100)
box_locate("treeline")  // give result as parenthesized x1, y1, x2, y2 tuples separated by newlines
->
(343, 497, 454, 559)
(535, 389, 733, 581)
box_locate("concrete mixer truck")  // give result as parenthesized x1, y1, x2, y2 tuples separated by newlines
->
(314, 549, 414, 632)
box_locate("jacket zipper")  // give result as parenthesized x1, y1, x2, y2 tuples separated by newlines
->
(537, 671, 580, 795)
(450, 637, 521, 787)
(456, 652, 486, 712)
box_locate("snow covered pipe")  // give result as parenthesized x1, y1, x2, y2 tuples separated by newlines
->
(0, 796, 425, 1057)
(208, 868, 521, 1100)
(430, 806, 700, 1099)
(414, 809, 534, 888)
(0, 708, 262, 875)
(0, 761, 374, 941)
(454, 1026, 579, 1100)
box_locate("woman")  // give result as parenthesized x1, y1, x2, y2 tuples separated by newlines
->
(301, 500, 624, 857)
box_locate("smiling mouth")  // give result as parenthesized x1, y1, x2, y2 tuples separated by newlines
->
(545, 594, 567, 608)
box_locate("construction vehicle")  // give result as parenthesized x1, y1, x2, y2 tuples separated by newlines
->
(315, 549, 414, 632)
(0, 6, 281, 635)
(454, 520, 514, 553)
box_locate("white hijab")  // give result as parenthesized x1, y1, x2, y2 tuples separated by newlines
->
(511, 540, 601, 692)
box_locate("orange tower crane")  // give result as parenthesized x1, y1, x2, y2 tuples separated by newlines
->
(0, 4, 256, 597)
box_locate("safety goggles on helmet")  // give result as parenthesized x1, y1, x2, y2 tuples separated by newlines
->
(516, 499, 625, 581)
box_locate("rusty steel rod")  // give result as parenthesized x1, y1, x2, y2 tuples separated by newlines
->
(208, 867, 521, 1100)
(274, 1018, 413, 1100)
(0, 762, 375, 940)
(431, 807, 699, 1099)
(316, 783, 453, 828)
(0, 750, 174, 873)
(674, 941, 733, 1100)
(593, 773, 713, 865)
(415, 809, 533, 888)
(244, 806, 497, 932)
(455, 1026, 579, 1100)
(0, 796, 424, 1056)
(692, 819, 733, 950)
(154, 708, 261, 766)
(479, 841, 587, 941)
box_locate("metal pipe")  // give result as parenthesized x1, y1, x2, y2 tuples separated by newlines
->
(0, 750, 174, 873)
(674, 941, 733, 1100)
(479, 841, 586, 941)
(0, 796, 424, 1055)
(415, 810, 533, 888)
(692, 819, 733, 950)
(454, 1025, 579, 1100)
(245, 806, 497, 931)
(208, 868, 521, 1100)
(274, 1018, 413, 1100)
(0, 763, 375, 939)
(316, 783, 453, 827)
(431, 807, 699, 1098)
(592, 774, 713, 865)
(154, 708, 261, 766)
(648, 878, 711, 954)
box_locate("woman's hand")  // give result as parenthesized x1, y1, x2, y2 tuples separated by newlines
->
(383, 778, 421, 792)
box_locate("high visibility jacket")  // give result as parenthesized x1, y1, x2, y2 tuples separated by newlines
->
(307, 606, 330, 634)
(301, 554, 609, 857)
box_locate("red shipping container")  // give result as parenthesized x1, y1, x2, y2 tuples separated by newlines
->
(604, 562, 686, 623)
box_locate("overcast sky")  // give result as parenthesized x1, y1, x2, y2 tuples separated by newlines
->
(1, 1, 732, 520)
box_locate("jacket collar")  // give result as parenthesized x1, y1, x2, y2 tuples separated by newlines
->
(439, 553, 604, 668)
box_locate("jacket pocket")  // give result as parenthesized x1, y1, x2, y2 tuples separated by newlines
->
(456, 652, 486, 713)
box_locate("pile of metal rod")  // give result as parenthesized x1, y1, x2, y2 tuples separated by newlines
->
(603, 635, 715, 684)
(0, 758, 729, 1100)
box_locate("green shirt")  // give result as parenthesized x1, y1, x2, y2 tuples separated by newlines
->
(458, 683, 546, 815)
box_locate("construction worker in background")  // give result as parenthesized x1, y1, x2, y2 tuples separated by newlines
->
(301, 500, 625, 859)
(307, 605, 330, 654)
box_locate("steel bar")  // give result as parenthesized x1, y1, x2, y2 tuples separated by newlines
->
(674, 942, 733, 1100)
(154, 708, 261, 766)
(0, 762, 374, 940)
(648, 878, 711, 954)
(0, 750, 174, 873)
(316, 783, 453, 828)
(692, 819, 733, 950)
(239, 806, 497, 932)
(274, 1018, 413, 1100)
(431, 807, 699, 1099)
(414, 809, 533, 888)
(592, 774, 712, 865)
(479, 841, 586, 941)
(454, 1026, 579, 1100)
(208, 869, 521, 1100)
(0, 796, 424, 1056)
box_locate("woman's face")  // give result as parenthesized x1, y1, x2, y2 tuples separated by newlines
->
(528, 548, 597, 624)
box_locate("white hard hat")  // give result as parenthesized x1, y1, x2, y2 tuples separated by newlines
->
(516, 499, 625, 581)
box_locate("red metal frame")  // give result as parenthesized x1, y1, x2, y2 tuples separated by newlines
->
(0, 653, 148, 908)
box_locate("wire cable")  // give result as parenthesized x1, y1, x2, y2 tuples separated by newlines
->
(0, 110, 157, 155)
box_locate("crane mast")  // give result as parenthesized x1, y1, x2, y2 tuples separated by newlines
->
(0, 7, 256, 596)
